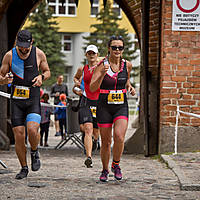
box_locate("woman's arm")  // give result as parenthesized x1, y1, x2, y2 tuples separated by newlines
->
(126, 61, 136, 96)
(90, 63, 109, 92)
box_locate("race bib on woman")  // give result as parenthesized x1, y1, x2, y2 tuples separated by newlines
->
(107, 90, 124, 104)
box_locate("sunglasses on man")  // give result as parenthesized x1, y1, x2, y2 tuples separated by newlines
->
(110, 46, 124, 51)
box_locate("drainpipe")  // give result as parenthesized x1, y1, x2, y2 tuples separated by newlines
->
(141, 0, 150, 157)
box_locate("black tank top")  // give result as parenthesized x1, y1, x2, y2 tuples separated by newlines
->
(98, 58, 128, 105)
(11, 46, 40, 99)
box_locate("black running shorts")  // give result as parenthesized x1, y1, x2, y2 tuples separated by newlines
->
(11, 98, 41, 127)
(97, 102, 128, 128)
(78, 96, 98, 129)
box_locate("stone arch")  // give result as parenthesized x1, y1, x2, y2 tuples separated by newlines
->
(0, 0, 162, 156)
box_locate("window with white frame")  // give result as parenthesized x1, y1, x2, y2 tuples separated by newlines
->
(90, 0, 99, 17)
(61, 34, 72, 52)
(113, 1, 121, 18)
(48, 0, 76, 16)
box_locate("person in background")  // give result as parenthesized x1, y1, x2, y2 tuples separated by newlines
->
(73, 45, 101, 168)
(55, 93, 67, 140)
(40, 93, 53, 147)
(90, 36, 136, 182)
(50, 75, 68, 136)
(0, 29, 51, 179)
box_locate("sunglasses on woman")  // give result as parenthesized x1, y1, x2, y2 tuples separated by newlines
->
(110, 46, 124, 51)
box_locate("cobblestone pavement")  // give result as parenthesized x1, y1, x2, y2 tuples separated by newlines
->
(161, 153, 200, 192)
(0, 119, 200, 199)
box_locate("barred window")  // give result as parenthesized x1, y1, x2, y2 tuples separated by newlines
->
(48, 0, 76, 16)
(90, 0, 99, 17)
(61, 34, 72, 52)
(113, 1, 121, 18)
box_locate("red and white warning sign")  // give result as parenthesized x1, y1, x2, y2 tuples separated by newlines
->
(172, 0, 200, 31)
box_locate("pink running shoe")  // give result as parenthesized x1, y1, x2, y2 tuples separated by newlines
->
(111, 165, 122, 180)
(99, 169, 109, 182)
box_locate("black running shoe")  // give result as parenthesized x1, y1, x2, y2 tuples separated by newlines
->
(15, 166, 29, 179)
(84, 157, 93, 168)
(55, 132, 61, 136)
(31, 149, 41, 171)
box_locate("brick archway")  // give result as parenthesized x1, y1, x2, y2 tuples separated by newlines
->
(116, 0, 162, 155)
(0, 0, 162, 155)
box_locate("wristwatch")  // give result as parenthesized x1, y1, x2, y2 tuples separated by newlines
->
(41, 74, 45, 81)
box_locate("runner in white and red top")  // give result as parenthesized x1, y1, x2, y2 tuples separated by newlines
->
(73, 45, 101, 168)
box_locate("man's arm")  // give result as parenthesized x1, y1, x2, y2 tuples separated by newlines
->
(0, 51, 13, 85)
(32, 47, 51, 87)
(74, 66, 83, 86)
(72, 84, 83, 96)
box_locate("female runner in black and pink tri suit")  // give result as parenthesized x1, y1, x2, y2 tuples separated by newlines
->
(90, 36, 136, 182)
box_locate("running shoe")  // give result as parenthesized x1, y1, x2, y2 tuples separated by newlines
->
(55, 132, 61, 136)
(84, 157, 93, 168)
(31, 149, 41, 171)
(99, 169, 109, 182)
(15, 166, 29, 179)
(111, 165, 122, 180)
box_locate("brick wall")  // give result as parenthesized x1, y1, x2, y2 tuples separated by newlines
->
(161, 0, 200, 127)
(117, 0, 200, 153)
(159, 0, 200, 153)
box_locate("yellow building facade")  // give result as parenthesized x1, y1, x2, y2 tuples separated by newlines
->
(55, 0, 135, 33)
(25, 0, 138, 93)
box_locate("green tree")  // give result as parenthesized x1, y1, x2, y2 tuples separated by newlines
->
(26, 0, 65, 86)
(83, 0, 140, 85)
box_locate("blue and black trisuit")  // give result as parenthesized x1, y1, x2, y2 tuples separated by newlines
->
(10, 46, 41, 127)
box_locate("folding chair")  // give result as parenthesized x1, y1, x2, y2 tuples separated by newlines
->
(55, 99, 85, 151)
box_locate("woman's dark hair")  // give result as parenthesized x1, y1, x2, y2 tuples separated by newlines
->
(108, 35, 124, 47)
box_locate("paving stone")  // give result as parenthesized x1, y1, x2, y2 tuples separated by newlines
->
(0, 127, 200, 199)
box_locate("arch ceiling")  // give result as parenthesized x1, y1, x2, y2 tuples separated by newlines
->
(0, 0, 161, 155)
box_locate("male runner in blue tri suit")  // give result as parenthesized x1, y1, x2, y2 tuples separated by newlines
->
(0, 30, 51, 179)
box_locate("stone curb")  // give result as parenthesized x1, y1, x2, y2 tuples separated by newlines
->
(161, 154, 200, 191)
